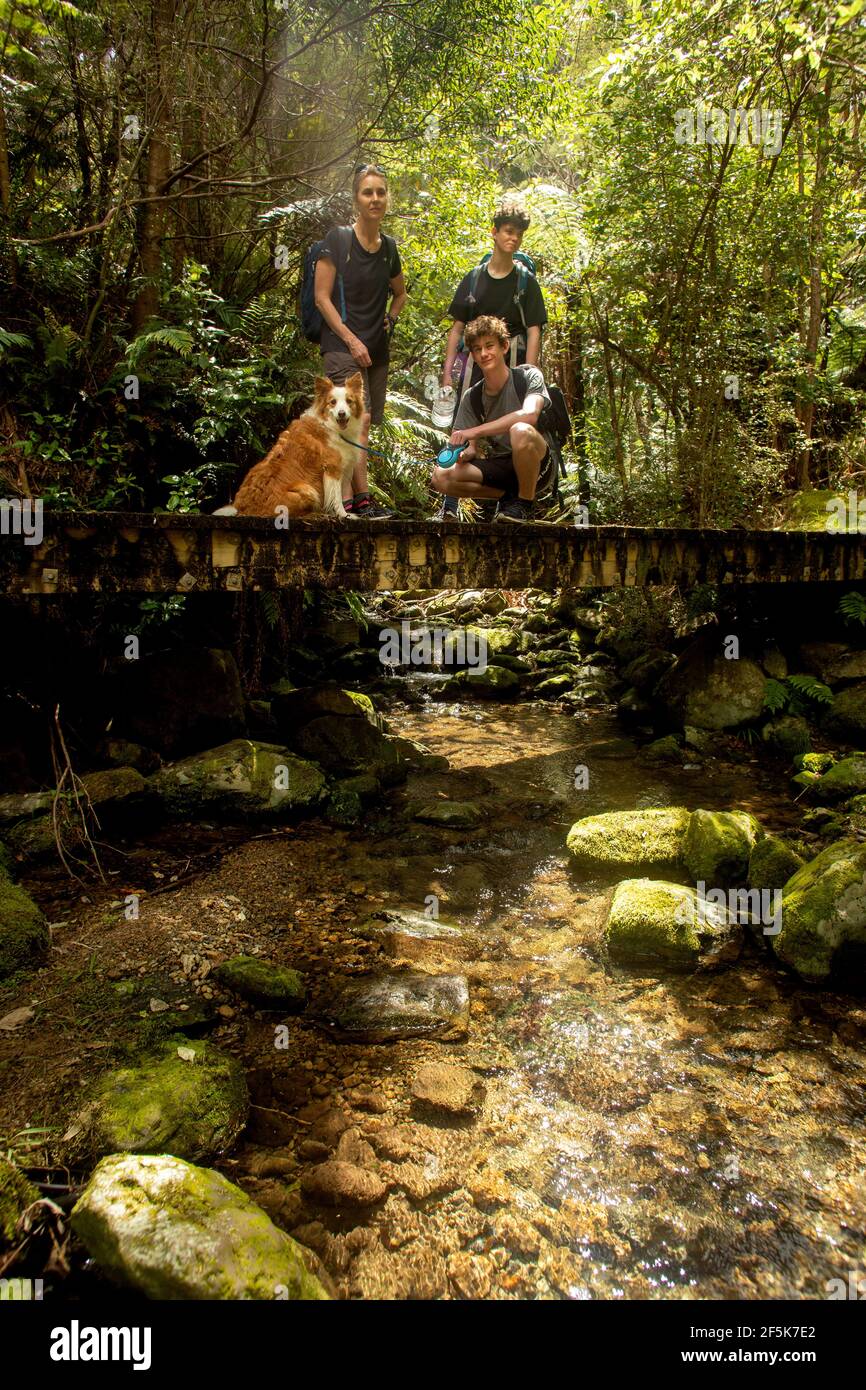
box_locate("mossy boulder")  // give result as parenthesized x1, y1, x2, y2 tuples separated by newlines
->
(826, 684, 866, 742)
(773, 839, 866, 983)
(79, 766, 155, 822)
(566, 807, 691, 875)
(640, 735, 683, 763)
(793, 751, 836, 776)
(0, 1157, 40, 1243)
(535, 672, 578, 697)
(71, 1153, 328, 1300)
(213, 955, 305, 1010)
(0, 865, 49, 979)
(799, 642, 866, 685)
(114, 647, 245, 758)
(748, 834, 806, 892)
(444, 665, 521, 696)
(605, 878, 741, 970)
(761, 716, 811, 760)
(467, 626, 520, 656)
(150, 740, 325, 819)
(3, 815, 63, 864)
(411, 800, 483, 829)
(79, 1036, 249, 1163)
(270, 683, 381, 734)
(682, 809, 762, 886)
(805, 755, 866, 803)
(621, 650, 676, 694)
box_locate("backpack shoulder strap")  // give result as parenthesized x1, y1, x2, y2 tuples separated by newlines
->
(467, 378, 484, 424)
(514, 265, 528, 328)
(382, 232, 399, 278)
(336, 225, 353, 263)
(512, 365, 529, 403)
(466, 262, 484, 307)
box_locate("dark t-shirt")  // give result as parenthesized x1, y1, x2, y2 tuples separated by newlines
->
(448, 264, 547, 338)
(319, 226, 401, 365)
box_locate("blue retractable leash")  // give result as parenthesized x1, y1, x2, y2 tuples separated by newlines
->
(436, 442, 469, 468)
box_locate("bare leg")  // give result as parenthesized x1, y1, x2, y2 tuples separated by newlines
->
(509, 423, 547, 501)
(431, 463, 503, 499)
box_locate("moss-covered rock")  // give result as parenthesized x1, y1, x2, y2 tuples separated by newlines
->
(411, 800, 483, 828)
(79, 766, 154, 822)
(605, 878, 741, 970)
(213, 955, 305, 1010)
(0, 865, 49, 979)
(621, 650, 676, 693)
(640, 735, 683, 763)
(467, 626, 520, 656)
(444, 665, 521, 696)
(805, 755, 866, 803)
(566, 807, 691, 875)
(682, 809, 762, 886)
(294, 717, 405, 785)
(0, 1157, 40, 1244)
(71, 1153, 328, 1299)
(799, 642, 866, 685)
(150, 740, 325, 819)
(793, 751, 836, 776)
(748, 834, 806, 892)
(270, 683, 380, 734)
(535, 672, 578, 697)
(79, 1036, 249, 1163)
(654, 628, 767, 730)
(773, 839, 866, 983)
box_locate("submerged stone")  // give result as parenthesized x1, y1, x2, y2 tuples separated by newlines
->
(318, 971, 470, 1042)
(79, 1035, 249, 1163)
(213, 955, 305, 1010)
(410, 1062, 485, 1118)
(566, 807, 691, 875)
(605, 878, 742, 970)
(774, 839, 866, 984)
(72, 1153, 328, 1299)
(411, 800, 483, 829)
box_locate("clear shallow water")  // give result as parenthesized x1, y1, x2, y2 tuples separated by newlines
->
(361, 691, 866, 1299)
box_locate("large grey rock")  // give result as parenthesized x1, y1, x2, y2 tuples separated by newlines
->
(654, 629, 767, 730)
(799, 642, 866, 686)
(293, 717, 405, 785)
(318, 971, 470, 1042)
(72, 1153, 328, 1299)
(150, 739, 325, 818)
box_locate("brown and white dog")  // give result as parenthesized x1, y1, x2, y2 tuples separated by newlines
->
(214, 373, 366, 519)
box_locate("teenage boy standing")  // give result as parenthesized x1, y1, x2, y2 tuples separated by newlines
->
(430, 315, 552, 523)
(435, 198, 547, 519)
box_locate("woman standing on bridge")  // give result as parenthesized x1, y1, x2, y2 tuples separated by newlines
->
(314, 163, 407, 519)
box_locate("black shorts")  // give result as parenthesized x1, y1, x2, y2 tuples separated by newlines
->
(476, 450, 550, 495)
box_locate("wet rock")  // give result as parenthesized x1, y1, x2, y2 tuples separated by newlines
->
(410, 1062, 485, 1119)
(605, 878, 742, 970)
(748, 835, 805, 892)
(301, 1160, 387, 1207)
(0, 1157, 40, 1244)
(0, 791, 54, 825)
(411, 800, 483, 829)
(0, 862, 49, 979)
(368, 1126, 416, 1162)
(535, 672, 578, 697)
(640, 735, 682, 763)
(72, 1153, 328, 1299)
(150, 739, 325, 818)
(654, 628, 766, 730)
(114, 647, 245, 758)
(566, 807, 690, 876)
(793, 752, 835, 776)
(445, 665, 522, 696)
(774, 839, 866, 984)
(213, 955, 306, 1010)
(270, 683, 380, 733)
(616, 686, 654, 727)
(385, 736, 449, 771)
(682, 809, 762, 886)
(361, 909, 467, 964)
(447, 1250, 495, 1298)
(77, 1035, 248, 1163)
(318, 971, 470, 1042)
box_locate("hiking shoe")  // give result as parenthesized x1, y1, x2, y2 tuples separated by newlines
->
(353, 494, 393, 519)
(476, 499, 499, 522)
(494, 497, 537, 523)
(432, 495, 460, 522)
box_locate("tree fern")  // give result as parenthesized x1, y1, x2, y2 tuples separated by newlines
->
(838, 592, 866, 627)
(124, 327, 194, 370)
(763, 678, 788, 714)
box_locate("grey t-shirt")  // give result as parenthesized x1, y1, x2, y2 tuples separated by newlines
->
(453, 365, 550, 453)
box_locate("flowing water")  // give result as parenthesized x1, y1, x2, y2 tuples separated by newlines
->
(322, 685, 866, 1300)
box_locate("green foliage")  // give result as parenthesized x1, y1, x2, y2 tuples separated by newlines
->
(838, 592, 866, 627)
(764, 674, 833, 716)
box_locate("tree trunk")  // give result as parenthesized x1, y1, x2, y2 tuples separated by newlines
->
(131, 0, 176, 334)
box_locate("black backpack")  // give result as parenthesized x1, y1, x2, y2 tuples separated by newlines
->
(465, 365, 571, 499)
(300, 226, 399, 342)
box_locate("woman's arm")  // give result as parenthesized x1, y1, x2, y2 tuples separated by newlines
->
(314, 255, 371, 368)
(387, 271, 407, 325)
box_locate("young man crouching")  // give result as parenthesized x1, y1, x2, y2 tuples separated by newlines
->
(431, 315, 551, 522)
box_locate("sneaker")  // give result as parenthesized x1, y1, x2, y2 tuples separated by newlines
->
(353, 494, 393, 519)
(432, 496, 460, 522)
(494, 497, 537, 523)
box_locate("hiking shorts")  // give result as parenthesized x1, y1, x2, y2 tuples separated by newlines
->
(320, 350, 389, 425)
(476, 448, 550, 496)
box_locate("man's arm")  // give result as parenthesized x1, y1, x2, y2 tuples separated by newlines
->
(525, 325, 541, 366)
(452, 391, 545, 444)
(442, 320, 465, 387)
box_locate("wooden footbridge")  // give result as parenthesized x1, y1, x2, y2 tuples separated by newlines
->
(2, 512, 866, 594)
